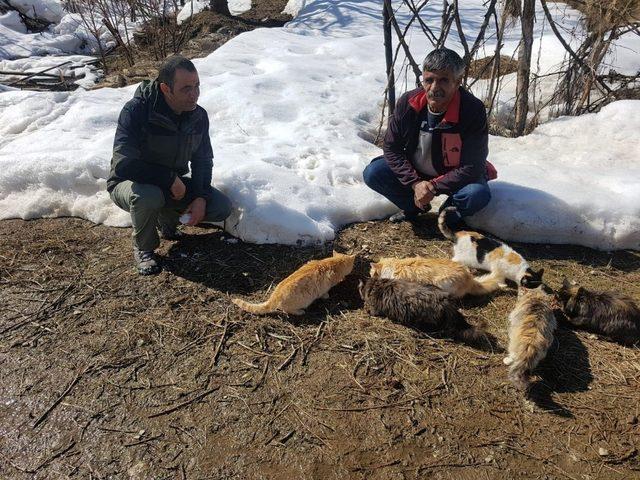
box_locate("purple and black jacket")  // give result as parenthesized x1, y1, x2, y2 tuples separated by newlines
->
(383, 86, 497, 195)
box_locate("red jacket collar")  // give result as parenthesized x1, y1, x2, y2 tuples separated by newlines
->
(408, 89, 461, 124)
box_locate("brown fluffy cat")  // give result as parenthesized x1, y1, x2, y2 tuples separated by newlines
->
(558, 278, 640, 345)
(503, 285, 557, 392)
(232, 252, 355, 315)
(358, 277, 488, 346)
(369, 256, 502, 298)
(438, 207, 544, 288)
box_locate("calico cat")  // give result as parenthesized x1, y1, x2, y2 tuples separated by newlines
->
(358, 277, 487, 346)
(503, 284, 557, 392)
(369, 256, 503, 298)
(558, 278, 640, 345)
(438, 206, 543, 288)
(232, 252, 355, 315)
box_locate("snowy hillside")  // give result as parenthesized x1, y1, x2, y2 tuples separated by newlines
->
(0, 0, 638, 250)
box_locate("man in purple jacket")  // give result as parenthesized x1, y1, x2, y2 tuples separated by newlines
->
(363, 48, 496, 225)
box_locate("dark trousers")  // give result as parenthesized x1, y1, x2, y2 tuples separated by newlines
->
(363, 156, 491, 217)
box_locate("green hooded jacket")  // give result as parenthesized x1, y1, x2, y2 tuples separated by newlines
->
(107, 80, 214, 200)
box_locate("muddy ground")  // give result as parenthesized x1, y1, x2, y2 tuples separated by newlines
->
(1, 1, 639, 478)
(0, 214, 638, 480)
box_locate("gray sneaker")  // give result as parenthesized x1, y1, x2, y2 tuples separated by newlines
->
(133, 247, 162, 275)
(159, 224, 185, 241)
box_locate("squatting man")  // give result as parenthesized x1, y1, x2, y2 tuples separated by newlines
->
(363, 48, 497, 227)
(108, 55, 231, 275)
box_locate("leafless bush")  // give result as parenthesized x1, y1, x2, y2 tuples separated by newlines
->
(134, 0, 193, 60)
(382, 0, 640, 137)
(72, 0, 197, 71)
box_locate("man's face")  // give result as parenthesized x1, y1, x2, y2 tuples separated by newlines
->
(421, 69, 461, 113)
(161, 68, 200, 114)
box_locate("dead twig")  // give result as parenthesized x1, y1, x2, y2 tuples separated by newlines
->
(277, 346, 298, 371)
(148, 386, 221, 419)
(32, 366, 91, 429)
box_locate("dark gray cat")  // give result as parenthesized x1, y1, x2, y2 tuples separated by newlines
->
(358, 277, 487, 346)
(558, 278, 640, 346)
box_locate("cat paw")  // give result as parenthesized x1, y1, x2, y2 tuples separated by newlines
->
(503, 356, 513, 365)
(499, 283, 508, 289)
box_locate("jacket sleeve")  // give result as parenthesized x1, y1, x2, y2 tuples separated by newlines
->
(111, 100, 176, 190)
(431, 102, 488, 195)
(189, 114, 214, 201)
(382, 94, 421, 186)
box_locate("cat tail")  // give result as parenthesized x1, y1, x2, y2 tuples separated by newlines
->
(231, 297, 275, 314)
(467, 271, 505, 296)
(438, 206, 459, 241)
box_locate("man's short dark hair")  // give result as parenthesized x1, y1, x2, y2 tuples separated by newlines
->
(157, 55, 197, 90)
(422, 48, 465, 79)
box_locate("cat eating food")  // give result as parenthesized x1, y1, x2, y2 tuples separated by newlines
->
(438, 206, 543, 288)
(503, 284, 557, 392)
(359, 277, 488, 347)
(370, 256, 502, 298)
(558, 278, 640, 345)
(232, 252, 355, 315)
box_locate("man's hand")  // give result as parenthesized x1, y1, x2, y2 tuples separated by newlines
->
(412, 180, 436, 210)
(170, 176, 186, 200)
(185, 197, 206, 226)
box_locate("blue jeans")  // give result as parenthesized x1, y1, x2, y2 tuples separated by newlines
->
(363, 156, 491, 217)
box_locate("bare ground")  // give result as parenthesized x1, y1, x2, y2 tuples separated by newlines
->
(0, 215, 639, 480)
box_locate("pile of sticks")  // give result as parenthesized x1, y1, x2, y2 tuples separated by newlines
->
(0, 60, 97, 91)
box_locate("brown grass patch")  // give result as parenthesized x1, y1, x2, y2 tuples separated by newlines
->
(1, 216, 638, 478)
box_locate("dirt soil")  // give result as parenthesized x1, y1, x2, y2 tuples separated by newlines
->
(1, 214, 639, 480)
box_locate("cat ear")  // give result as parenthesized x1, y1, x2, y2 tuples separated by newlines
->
(562, 277, 571, 288)
(536, 268, 544, 278)
(576, 286, 585, 296)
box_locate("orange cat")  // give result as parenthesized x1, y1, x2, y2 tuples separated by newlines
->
(232, 252, 355, 315)
(369, 257, 502, 298)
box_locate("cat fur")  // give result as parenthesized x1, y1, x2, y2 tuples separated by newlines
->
(558, 278, 640, 345)
(232, 252, 355, 315)
(438, 207, 543, 288)
(503, 285, 557, 392)
(369, 256, 502, 299)
(359, 277, 487, 346)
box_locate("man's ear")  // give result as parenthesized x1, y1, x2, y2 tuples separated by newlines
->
(159, 82, 171, 96)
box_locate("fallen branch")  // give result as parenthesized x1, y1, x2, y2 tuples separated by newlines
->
(7, 61, 71, 87)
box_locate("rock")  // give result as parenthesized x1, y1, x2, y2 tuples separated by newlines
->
(598, 447, 609, 457)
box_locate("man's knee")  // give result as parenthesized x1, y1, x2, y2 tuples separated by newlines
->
(363, 156, 387, 190)
(130, 184, 165, 211)
(454, 183, 491, 215)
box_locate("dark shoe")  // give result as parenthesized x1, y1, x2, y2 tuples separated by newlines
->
(388, 204, 432, 223)
(133, 247, 162, 275)
(159, 224, 185, 241)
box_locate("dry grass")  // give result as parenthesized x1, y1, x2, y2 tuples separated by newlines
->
(1, 216, 638, 479)
(468, 55, 518, 79)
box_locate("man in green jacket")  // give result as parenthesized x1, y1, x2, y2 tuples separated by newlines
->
(108, 55, 232, 275)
